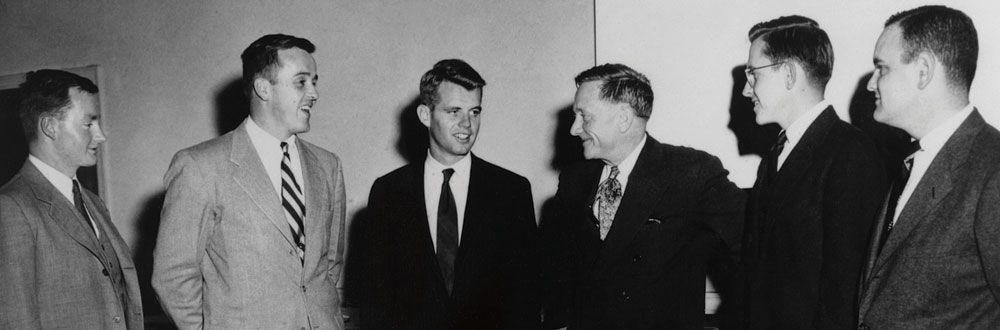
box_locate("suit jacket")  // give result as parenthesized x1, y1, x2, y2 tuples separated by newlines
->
(858, 110, 1000, 329)
(542, 135, 745, 329)
(362, 154, 540, 330)
(0, 161, 143, 329)
(152, 121, 346, 329)
(741, 108, 886, 330)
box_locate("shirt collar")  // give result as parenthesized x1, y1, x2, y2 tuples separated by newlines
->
(614, 134, 646, 174)
(246, 116, 298, 149)
(28, 154, 75, 203)
(917, 104, 975, 155)
(783, 100, 830, 147)
(424, 151, 472, 177)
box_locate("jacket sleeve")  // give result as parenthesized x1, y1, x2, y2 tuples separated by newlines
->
(152, 150, 215, 330)
(0, 194, 42, 329)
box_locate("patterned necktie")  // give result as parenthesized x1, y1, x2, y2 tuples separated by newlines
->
(878, 140, 921, 253)
(72, 179, 99, 237)
(280, 142, 306, 260)
(596, 166, 622, 240)
(437, 168, 459, 294)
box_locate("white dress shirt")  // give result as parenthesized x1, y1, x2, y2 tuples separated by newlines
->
(424, 152, 472, 249)
(29, 155, 100, 237)
(593, 135, 647, 217)
(777, 100, 830, 170)
(892, 104, 975, 224)
(245, 117, 305, 199)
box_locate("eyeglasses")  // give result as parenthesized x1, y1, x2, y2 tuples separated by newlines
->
(744, 62, 785, 87)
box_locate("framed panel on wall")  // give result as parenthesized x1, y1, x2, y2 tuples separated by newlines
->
(0, 65, 103, 196)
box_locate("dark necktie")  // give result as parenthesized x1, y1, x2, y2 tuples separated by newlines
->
(768, 131, 788, 180)
(72, 179, 99, 237)
(877, 140, 921, 253)
(437, 168, 458, 294)
(596, 166, 622, 240)
(280, 142, 306, 260)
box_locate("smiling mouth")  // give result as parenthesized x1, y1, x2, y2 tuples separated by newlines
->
(455, 133, 471, 141)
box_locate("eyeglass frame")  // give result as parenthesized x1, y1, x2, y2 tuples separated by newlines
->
(744, 61, 785, 87)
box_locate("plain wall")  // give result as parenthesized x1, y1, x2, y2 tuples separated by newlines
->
(597, 0, 1000, 188)
(0, 0, 594, 252)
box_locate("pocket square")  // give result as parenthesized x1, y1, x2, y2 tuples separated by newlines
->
(646, 218, 662, 224)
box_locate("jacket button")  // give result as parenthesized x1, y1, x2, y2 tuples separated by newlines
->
(102, 269, 109, 276)
(632, 255, 642, 262)
(858, 324, 869, 330)
(620, 290, 630, 301)
(113, 316, 122, 323)
(301, 285, 307, 292)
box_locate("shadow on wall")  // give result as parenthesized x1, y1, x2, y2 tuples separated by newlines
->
(847, 72, 911, 179)
(538, 103, 581, 246)
(726, 65, 782, 157)
(395, 96, 429, 165)
(131, 191, 175, 329)
(214, 76, 249, 136)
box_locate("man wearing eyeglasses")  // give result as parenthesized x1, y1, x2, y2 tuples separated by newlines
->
(738, 16, 886, 330)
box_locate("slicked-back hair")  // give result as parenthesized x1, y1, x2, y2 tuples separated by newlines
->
(574, 63, 653, 118)
(419, 59, 486, 108)
(241, 34, 316, 98)
(18, 69, 98, 140)
(886, 5, 978, 91)
(749, 15, 834, 90)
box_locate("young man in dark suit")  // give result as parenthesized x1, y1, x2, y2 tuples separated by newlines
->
(738, 16, 886, 330)
(858, 6, 1000, 328)
(541, 63, 745, 329)
(363, 59, 540, 329)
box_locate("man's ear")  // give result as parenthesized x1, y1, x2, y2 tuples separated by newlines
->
(39, 115, 59, 141)
(616, 104, 634, 132)
(785, 62, 797, 90)
(417, 104, 432, 128)
(253, 77, 272, 101)
(915, 51, 936, 90)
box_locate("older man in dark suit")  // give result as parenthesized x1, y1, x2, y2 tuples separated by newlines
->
(363, 59, 540, 329)
(0, 70, 143, 329)
(738, 16, 886, 330)
(541, 63, 745, 329)
(857, 5, 1000, 329)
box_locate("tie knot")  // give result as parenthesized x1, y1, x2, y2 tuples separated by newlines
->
(280, 142, 289, 153)
(609, 166, 620, 180)
(442, 168, 455, 182)
(776, 131, 788, 145)
(907, 140, 921, 156)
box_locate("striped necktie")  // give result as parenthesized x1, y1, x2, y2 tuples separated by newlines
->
(281, 142, 306, 260)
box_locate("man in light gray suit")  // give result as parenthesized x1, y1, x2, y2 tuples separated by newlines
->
(0, 69, 143, 329)
(153, 34, 346, 329)
(858, 5, 1000, 329)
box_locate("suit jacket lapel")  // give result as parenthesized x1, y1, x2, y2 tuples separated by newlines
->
(873, 110, 983, 273)
(595, 136, 672, 274)
(21, 162, 102, 256)
(82, 190, 136, 269)
(298, 139, 325, 275)
(229, 124, 298, 249)
(404, 160, 450, 297)
(765, 108, 837, 223)
(453, 155, 486, 299)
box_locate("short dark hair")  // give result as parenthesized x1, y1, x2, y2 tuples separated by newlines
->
(241, 34, 316, 97)
(749, 15, 834, 89)
(574, 63, 653, 118)
(419, 59, 486, 108)
(18, 69, 98, 140)
(886, 5, 978, 91)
